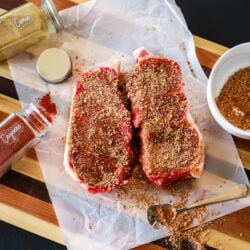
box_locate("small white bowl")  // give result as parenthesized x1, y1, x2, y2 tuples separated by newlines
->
(207, 42, 250, 140)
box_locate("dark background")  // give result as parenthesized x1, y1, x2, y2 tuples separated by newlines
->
(0, 1, 249, 250)
(176, 0, 250, 48)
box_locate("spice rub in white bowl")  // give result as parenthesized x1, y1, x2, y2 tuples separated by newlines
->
(207, 42, 250, 139)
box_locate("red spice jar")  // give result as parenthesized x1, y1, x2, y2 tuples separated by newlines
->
(0, 103, 51, 178)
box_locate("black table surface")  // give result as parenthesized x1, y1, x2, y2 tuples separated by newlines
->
(0, 1, 249, 250)
(176, 0, 250, 47)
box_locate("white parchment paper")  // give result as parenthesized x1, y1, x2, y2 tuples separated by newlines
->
(8, 0, 249, 249)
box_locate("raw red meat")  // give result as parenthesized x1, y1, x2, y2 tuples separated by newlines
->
(64, 61, 133, 194)
(127, 48, 204, 187)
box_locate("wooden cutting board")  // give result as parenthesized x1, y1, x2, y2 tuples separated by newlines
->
(0, 1, 249, 249)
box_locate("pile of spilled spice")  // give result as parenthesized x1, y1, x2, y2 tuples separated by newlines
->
(115, 167, 214, 249)
(154, 182, 215, 249)
(156, 205, 211, 249)
(166, 210, 210, 250)
(216, 66, 250, 130)
(155, 205, 175, 225)
(38, 92, 57, 123)
(115, 163, 161, 211)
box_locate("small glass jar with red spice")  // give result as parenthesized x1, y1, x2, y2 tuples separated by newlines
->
(0, 103, 51, 178)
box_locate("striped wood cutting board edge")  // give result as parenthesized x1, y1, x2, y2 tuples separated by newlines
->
(0, 0, 249, 249)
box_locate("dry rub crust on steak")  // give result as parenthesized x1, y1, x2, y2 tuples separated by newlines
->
(64, 61, 133, 194)
(127, 48, 204, 187)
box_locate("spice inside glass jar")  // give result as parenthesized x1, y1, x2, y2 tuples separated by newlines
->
(0, 0, 62, 62)
(0, 103, 51, 178)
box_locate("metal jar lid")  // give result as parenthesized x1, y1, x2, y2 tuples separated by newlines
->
(36, 48, 72, 83)
(43, 0, 63, 32)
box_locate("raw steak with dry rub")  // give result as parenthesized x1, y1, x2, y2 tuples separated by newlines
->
(127, 48, 204, 187)
(64, 61, 133, 194)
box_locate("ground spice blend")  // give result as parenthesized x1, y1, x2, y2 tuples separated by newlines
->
(216, 66, 250, 130)
(0, 0, 62, 62)
(0, 103, 51, 178)
(38, 92, 57, 123)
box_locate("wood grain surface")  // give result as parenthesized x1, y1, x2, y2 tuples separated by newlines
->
(0, 0, 249, 250)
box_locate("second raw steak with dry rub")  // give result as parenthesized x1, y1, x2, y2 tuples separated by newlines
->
(127, 48, 204, 187)
(64, 61, 133, 194)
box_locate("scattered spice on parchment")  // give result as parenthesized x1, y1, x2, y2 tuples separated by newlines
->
(116, 168, 217, 249)
(74, 62, 85, 74)
(155, 186, 219, 249)
(151, 26, 156, 32)
(113, 134, 161, 211)
(115, 163, 161, 211)
(187, 60, 196, 78)
(216, 66, 250, 130)
(38, 92, 57, 123)
(162, 208, 210, 250)
(165, 179, 192, 208)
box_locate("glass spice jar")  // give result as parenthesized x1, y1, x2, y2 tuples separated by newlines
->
(0, 103, 51, 178)
(0, 0, 62, 62)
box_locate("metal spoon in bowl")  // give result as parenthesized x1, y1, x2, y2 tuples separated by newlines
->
(147, 184, 249, 229)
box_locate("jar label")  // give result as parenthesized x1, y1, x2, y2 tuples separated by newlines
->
(13, 15, 33, 29)
(0, 122, 24, 145)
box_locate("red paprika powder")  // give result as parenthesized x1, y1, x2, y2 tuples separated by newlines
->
(0, 103, 51, 178)
(38, 92, 57, 123)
